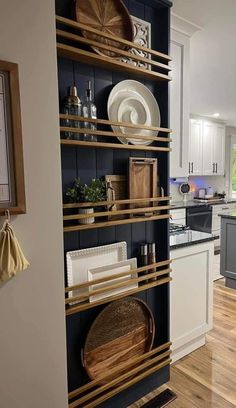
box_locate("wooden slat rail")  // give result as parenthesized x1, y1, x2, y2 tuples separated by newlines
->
(57, 43, 171, 82)
(56, 15, 172, 62)
(69, 341, 171, 400)
(63, 205, 171, 221)
(63, 196, 170, 209)
(66, 276, 172, 315)
(69, 350, 171, 407)
(56, 29, 171, 72)
(60, 126, 172, 143)
(59, 114, 172, 133)
(83, 358, 171, 408)
(64, 213, 171, 233)
(61, 139, 171, 152)
(66, 267, 171, 304)
(65, 260, 171, 293)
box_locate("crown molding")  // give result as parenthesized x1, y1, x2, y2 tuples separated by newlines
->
(171, 13, 202, 37)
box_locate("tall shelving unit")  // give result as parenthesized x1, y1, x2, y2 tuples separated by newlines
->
(55, 0, 172, 406)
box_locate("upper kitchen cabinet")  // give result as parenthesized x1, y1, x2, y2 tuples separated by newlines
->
(202, 120, 215, 175)
(189, 118, 203, 175)
(189, 117, 225, 176)
(213, 123, 225, 175)
(170, 30, 189, 177)
(170, 15, 201, 178)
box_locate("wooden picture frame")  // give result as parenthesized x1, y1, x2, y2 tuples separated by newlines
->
(0, 60, 26, 215)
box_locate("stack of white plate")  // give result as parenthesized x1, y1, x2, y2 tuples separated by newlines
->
(107, 80, 161, 146)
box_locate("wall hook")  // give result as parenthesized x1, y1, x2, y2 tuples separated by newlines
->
(5, 209, 10, 223)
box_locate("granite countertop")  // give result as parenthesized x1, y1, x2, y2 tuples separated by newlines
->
(218, 211, 236, 219)
(171, 199, 236, 210)
(170, 229, 218, 250)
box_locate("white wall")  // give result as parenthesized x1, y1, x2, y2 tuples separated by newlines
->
(172, 0, 236, 127)
(0, 1, 68, 407)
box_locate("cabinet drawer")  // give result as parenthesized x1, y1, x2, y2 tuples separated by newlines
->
(214, 237, 221, 248)
(170, 218, 186, 226)
(212, 203, 236, 215)
(170, 209, 186, 220)
(212, 215, 221, 230)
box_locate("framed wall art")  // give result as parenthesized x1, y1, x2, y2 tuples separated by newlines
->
(0, 60, 26, 215)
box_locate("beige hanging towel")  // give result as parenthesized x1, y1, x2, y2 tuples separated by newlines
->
(0, 221, 29, 283)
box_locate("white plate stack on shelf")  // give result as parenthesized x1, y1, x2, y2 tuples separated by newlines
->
(66, 241, 138, 304)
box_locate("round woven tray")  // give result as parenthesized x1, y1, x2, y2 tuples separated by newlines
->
(75, 0, 134, 57)
(82, 297, 155, 383)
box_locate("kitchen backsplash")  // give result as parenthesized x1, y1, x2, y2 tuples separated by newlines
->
(170, 176, 228, 202)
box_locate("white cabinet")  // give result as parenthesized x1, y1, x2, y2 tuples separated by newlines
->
(189, 118, 203, 175)
(202, 121, 225, 176)
(213, 124, 225, 175)
(170, 241, 214, 362)
(170, 30, 190, 178)
(202, 121, 215, 175)
(189, 118, 225, 176)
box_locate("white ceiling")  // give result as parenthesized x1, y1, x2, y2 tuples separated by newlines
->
(172, 0, 236, 126)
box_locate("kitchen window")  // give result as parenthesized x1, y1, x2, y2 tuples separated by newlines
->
(232, 146, 236, 198)
(229, 136, 236, 198)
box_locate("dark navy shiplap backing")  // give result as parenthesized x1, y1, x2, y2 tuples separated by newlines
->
(56, 0, 171, 406)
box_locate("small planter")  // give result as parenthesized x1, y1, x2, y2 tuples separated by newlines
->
(78, 208, 95, 224)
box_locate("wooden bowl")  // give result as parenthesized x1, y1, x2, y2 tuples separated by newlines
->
(82, 297, 155, 383)
(75, 0, 134, 57)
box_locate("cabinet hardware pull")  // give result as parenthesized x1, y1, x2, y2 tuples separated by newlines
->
(191, 162, 194, 173)
(216, 163, 218, 173)
(213, 163, 215, 173)
(189, 162, 191, 174)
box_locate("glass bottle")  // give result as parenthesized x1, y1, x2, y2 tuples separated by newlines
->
(148, 242, 157, 281)
(63, 85, 81, 140)
(82, 80, 97, 142)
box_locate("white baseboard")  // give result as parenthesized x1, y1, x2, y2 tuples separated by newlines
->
(171, 335, 205, 363)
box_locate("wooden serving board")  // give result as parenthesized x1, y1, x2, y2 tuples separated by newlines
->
(129, 158, 159, 210)
(82, 297, 155, 383)
(105, 175, 127, 219)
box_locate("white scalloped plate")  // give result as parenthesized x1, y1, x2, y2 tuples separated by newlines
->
(66, 242, 127, 304)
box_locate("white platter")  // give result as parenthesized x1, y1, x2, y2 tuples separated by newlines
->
(107, 80, 160, 146)
(66, 242, 127, 304)
(88, 258, 138, 303)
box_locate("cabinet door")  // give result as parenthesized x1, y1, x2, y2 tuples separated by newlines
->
(202, 121, 215, 175)
(213, 125, 225, 175)
(170, 243, 214, 362)
(170, 30, 189, 178)
(189, 118, 202, 175)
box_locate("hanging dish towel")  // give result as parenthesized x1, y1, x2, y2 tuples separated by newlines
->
(0, 221, 29, 283)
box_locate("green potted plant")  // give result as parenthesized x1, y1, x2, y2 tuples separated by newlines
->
(66, 177, 106, 224)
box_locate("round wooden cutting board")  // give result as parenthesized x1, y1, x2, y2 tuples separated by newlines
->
(82, 297, 155, 383)
(75, 0, 134, 57)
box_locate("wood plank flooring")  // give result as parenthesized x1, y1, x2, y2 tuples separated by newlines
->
(130, 279, 236, 407)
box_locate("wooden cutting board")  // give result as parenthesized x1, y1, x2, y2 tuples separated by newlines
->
(129, 157, 159, 209)
(82, 297, 155, 383)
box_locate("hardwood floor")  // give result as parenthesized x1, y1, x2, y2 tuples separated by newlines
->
(130, 279, 236, 407)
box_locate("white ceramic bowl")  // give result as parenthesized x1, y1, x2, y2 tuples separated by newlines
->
(107, 80, 161, 145)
